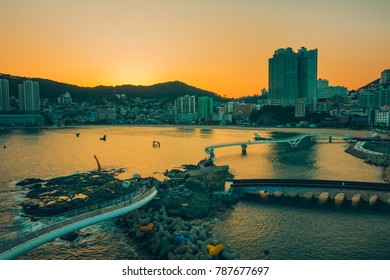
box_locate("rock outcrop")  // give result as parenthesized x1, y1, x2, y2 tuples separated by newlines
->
(19, 170, 159, 217)
(157, 165, 235, 219)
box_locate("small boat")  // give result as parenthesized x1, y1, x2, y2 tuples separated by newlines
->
(253, 132, 272, 141)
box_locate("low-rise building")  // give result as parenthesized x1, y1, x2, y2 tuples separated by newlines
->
(374, 109, 390, 127)
(294, 100, 306, 117)
(0, 114, 44, 126)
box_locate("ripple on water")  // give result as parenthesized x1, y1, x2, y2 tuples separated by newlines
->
(213, 200, 390, 260)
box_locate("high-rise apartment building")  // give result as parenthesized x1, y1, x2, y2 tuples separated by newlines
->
(0, 78, 10, 112)
(298, 47, 318, 105)
(174, 95, 197, 123)
(175, 95, 196, 114)
(18, 80, 40, 112)
(197, 96, 214, 120)
(269, 47, 317, 107)
(268, 48, 298, 106)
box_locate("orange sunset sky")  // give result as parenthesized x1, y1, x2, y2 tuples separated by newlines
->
(1, 0, 389, 97)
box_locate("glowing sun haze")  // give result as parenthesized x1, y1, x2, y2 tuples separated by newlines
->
(1, 0, 389, 97)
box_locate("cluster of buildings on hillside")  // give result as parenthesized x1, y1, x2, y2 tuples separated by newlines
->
(0, 79, 254, 126)
(0, 47, 389, 128)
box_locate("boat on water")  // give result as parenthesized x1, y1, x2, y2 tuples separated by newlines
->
(253, 132, 272, 141)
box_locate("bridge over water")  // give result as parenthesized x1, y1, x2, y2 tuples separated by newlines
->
(0, 187, 157, 260)
(205, 133, 352, 159)
(229, 179, 390, 205)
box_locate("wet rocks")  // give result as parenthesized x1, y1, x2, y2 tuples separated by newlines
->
(18, 170, 156, 217)
(117, 206, 239, 260)
(60, 231, 79, 242)
(16, 178, 44, 187)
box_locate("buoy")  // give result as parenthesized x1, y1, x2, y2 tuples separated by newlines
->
(93, 154, 102, 172)
(259, 190, 270, 200)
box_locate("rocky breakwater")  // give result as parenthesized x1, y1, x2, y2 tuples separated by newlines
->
(158, 162, 237, 219)
(17, 169, 159, 218)
(345, 143, 390, 166)
(345, 143, 390, 182)
(116, 205, 240, 260)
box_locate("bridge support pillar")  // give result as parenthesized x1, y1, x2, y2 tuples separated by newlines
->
(241, 144, 247, 155)
(329, 136, 332, 143)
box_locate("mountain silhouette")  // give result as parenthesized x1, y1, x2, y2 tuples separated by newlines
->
(0, 73, 223, 102)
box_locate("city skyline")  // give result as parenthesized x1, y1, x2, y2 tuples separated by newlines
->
(1, 0, 390, 97)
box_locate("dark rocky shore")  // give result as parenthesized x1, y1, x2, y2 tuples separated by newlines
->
(16, 159, 241, 259)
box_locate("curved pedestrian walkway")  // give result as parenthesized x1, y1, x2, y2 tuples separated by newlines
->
(0, 187, 157, 260)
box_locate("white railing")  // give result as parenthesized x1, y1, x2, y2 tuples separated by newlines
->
(0, 187, 156, 254)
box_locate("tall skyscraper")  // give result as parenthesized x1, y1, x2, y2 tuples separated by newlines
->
(268, 48, 298, 106)
(18, 80, 40, 112)
(0, 78, 10, 112)
(197, 96, 214, 120)
(298, 47, 318, 105)
(269, 47, 318, 107)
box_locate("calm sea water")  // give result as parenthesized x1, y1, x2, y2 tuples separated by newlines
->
(0, 126, 388, 259)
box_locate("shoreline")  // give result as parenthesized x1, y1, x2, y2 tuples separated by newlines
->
(2, 123, 388, 139)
